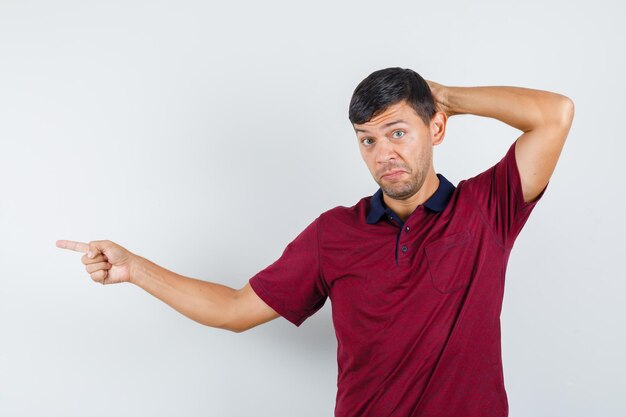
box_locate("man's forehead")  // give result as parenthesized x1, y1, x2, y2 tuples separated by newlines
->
(354, 118, 410, 133)
(353, 102, 421, 133)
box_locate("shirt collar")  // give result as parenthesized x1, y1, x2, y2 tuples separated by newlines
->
(366, 173, 456, 224)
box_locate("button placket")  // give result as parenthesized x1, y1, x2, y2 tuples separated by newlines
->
(400, 224, 410, 254)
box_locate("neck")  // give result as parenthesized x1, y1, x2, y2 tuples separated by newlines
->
(383, 170, 440, 222)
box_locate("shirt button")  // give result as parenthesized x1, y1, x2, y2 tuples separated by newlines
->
(401, 245, 408, 253)
(405, 226, 410, 232)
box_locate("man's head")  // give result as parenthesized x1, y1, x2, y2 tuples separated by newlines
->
(349, 67, 446, 201)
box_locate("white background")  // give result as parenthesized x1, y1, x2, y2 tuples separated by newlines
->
(1, 0, 624, 416)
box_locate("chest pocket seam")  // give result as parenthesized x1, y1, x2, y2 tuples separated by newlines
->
(424, 229, 473, 294)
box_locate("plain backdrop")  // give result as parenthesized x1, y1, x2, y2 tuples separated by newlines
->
(1, 0, 624, 416)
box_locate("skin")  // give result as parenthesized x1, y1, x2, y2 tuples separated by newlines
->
(427, 80, 575, 204)
(56, 80, 574, 333)
(54, 239, 276, 333)
(353, 99, 447, 222)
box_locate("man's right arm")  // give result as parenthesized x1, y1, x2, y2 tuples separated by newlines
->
(131, 255, 281, 333)
(56, 239, 280, 333)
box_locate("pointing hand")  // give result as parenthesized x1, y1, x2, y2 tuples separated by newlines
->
(56, 239, 136, 285)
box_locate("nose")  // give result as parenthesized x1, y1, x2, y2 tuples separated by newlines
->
(375, 137, 397, 164)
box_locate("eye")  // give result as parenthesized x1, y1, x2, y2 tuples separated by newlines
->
(361, 137, 374, 146)
(392, 130, 405, 139)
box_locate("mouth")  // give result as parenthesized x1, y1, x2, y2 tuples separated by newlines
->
(381, 170, 407, 180)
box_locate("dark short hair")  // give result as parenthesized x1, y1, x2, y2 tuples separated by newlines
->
(348, 67, 436, 126)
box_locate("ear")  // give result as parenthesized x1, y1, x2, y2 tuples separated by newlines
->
(430, 111, 447, 146)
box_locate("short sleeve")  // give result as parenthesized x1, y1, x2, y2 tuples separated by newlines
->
(248, 217, 328, 327)
(462, 139, 549, 249)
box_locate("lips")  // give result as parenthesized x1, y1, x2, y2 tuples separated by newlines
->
(381, 169, 406, 179)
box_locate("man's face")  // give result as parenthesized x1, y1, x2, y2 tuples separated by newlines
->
(353, 99, 440, 201)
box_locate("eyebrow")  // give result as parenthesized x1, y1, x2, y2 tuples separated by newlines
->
(354, 119, 408, 133)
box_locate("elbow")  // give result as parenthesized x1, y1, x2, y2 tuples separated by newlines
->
(226, 290, 248, 333)
(557, 95, 575, 130)
(223, 298, 251, 334)
(538, 95, 574, 136)
(228, 324, 249, 334)
(203, 320, 247, 333)
(529, 94, 575, 133)
(199, 289, 249, 333)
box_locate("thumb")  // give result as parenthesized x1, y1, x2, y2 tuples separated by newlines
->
(87, 240, 110, 259)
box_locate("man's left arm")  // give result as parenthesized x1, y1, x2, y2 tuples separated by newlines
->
(428, 82, 575, 203)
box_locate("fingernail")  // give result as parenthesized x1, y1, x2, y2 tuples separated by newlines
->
(88, 251, 94, 259)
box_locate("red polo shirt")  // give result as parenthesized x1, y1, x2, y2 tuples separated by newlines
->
(249, 139, 548, 417)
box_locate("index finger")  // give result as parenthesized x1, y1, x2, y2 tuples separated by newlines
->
(56, 240, 89, 253)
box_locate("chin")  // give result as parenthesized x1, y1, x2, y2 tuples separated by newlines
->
(382, 186, 416, 200)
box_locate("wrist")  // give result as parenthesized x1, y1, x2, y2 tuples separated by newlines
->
(129, 254, 146, 285)
(442, 86, 463, 116)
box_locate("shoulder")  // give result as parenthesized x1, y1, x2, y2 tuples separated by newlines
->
(313, 195, 374, 238)
(319, 194, 371, 222)
(454, 141, 519, 201)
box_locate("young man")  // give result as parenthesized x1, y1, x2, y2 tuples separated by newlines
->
(57, 67, 574, 417)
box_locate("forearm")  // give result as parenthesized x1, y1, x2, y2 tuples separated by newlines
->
(130, 255, 240, 332)
(444, 85, 574, 132)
